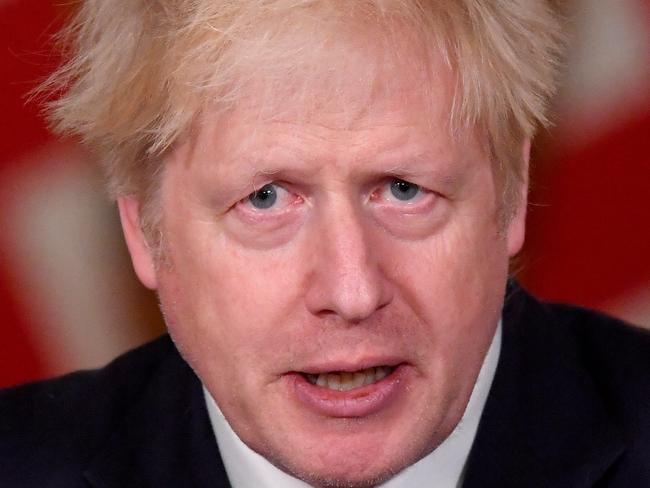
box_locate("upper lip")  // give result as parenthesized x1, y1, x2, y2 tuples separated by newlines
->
(293, 356, 406, 375)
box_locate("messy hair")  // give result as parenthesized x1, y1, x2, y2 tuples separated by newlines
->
(42, 0, 565, 238)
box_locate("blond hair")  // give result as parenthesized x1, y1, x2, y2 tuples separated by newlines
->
(42, 0, 565, 235)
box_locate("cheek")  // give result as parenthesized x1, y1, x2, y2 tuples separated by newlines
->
(384, 212, 508, 342)
(158, 229, 305, 375)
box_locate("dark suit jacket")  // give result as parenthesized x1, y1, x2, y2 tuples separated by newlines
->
(1, 285, 649, 487)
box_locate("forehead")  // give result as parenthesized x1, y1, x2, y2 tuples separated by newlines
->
(185, 33, 461, 162)
(160, 14, 492, 192)
(227, 10, 451, 115)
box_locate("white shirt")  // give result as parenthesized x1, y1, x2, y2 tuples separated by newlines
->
(204, 321, 501, 488)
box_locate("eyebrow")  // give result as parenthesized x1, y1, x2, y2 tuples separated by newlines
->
(227, 157, 466, 201)
(209, 130, 474, 193)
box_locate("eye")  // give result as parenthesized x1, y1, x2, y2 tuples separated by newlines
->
(369, 177, 438, 216)
(239, 182, 302, 213)
(248, 183, 280, 209)
(372, 177, 428, 205)
(389, 179, 421, 201)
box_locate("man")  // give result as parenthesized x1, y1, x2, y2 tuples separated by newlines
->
(1, 1, 648, 487)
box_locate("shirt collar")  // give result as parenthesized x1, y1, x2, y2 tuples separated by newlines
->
(204, 321, 502, 488)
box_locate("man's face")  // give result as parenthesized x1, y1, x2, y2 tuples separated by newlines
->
(122, 41, 526, 486)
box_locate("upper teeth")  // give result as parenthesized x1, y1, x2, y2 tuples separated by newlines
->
(305, 366, 393, 391)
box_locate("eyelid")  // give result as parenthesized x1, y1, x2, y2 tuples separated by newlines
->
(237, 181, 303, 213)
(370, 177, 430, 204)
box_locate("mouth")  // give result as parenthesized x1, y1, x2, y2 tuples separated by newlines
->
(289, 363, 409, 418)
(302, 366, 396, 392)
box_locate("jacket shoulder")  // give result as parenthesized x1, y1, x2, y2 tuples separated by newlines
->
(0, 335, 175, 485)
(545, 302, 650, 481)
(545, 302, 650, 398)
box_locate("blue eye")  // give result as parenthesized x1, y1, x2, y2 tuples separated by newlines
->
(248, 184, 278, 209)
(390, 179, 420, 201)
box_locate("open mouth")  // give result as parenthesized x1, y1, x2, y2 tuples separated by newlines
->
(302, 366, 397, 392)
(291, 363, 409, 417)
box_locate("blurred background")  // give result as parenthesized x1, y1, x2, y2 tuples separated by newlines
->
(1, 0, 649, 388)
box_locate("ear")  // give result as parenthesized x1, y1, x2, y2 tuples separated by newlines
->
(506, 139, 530, 257)
(117, 196, 158, 290)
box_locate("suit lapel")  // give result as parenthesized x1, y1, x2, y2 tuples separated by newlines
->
(462, 284, 625, 487)
(83, 343, 231, 488)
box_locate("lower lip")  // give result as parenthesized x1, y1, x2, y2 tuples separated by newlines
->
(287, 365, 410, 418)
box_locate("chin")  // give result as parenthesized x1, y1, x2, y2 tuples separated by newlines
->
(301, 473, 393, 488)
(281, 457, 405, 488)
(258, 420, 438, 488)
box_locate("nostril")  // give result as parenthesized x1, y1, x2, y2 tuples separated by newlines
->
(305, 277, 393, 323)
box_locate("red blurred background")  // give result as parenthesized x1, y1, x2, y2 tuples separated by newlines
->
(1, 0, 649, 388)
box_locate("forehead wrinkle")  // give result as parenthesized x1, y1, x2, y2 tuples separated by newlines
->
(228, 34, 449, 135)
(268, 127, 426, 175)
(205, 112, 467, 189)
(184, 46, 462, 190)
(187, 104, 473, 198)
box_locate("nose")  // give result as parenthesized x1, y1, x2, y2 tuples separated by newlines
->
(304, 202, 393, 323)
